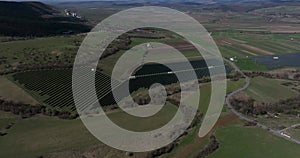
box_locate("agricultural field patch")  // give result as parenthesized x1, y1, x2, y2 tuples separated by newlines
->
(197, 79, 245, 114)
(108, 102, 177, 132)
(257, 114, 300, 130)
(235, 59, 267, 71)
(0, 114, 109, 158)
(214, 32, 300, 64)
(0, 35, 83, 70)
(0, 111, 21, 132)
(208, 119, 300, 158)
(0, 77, 38, 105)
(219, 38, 274, 55)
(245, 76, 298, 103)
(129, 37, 201, 59)
(0, 105, 180, 158)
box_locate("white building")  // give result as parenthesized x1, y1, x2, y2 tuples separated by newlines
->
(280, 132, 291, 139)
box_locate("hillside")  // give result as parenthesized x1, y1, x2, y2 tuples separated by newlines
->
(0, 1, 91, 37)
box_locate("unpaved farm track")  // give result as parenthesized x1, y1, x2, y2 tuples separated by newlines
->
(223, 38, 274, 55)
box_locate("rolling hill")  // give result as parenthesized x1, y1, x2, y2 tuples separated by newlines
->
(0, 1, 91, 37)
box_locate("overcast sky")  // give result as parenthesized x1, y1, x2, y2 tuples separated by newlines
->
(2, 0, 128, 1)
(1, 0, 117, 1)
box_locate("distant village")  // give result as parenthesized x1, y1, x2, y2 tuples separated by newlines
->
(64, 9, 82, 19)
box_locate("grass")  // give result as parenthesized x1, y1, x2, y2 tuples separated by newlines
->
(235, 59, 267, 71)
(0, 103, 177, 158)
(108, 102, 177, 132)
(0, 111, 21, 129)
(0, 76, 38, 105)
(245, 76, 298, 103)
(257, 114, 300, 130)
(208, 120, 300, 158)
(286, 128, 300, 140)
(226, 78, 246, 94)
(0, 113, 100, 158)
(199, 79, 245, 113)
(0, 35, 83, 70)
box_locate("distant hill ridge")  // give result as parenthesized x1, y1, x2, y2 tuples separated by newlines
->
(0, 1, 56, 18)
(0, 1, 91, 37)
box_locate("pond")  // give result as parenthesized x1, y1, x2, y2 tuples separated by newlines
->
(252, 53, 300, 69)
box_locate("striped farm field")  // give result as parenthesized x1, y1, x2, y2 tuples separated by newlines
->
(9, 68, 120, 112)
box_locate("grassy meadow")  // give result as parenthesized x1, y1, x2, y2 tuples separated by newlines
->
(245, 76, 299, 103)
(0, 35, 83, 70)
(0, 76, 38, 105)
(208, 120, 300, 158)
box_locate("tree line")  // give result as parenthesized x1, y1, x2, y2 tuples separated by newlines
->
(230, 94, 300, 117)
(0, 99, 78, 119)
(244, 70, 300, 81)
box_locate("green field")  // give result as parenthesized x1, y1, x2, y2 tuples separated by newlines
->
(0, 111, 100, 158)
(226, 79, 246, 94)
(0, 77, 38, 105)
(0, 103, 177, 158)
(0, 111, 21, 129)
(235, 59, 267, 71)
(257, 114, 300, 130)
(108, 102, 177, 132)
(0, 35, 83, 70)
(198, 79, 245, 113)
(208, 120, 300, 158)
(245, 76, 299, 103)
